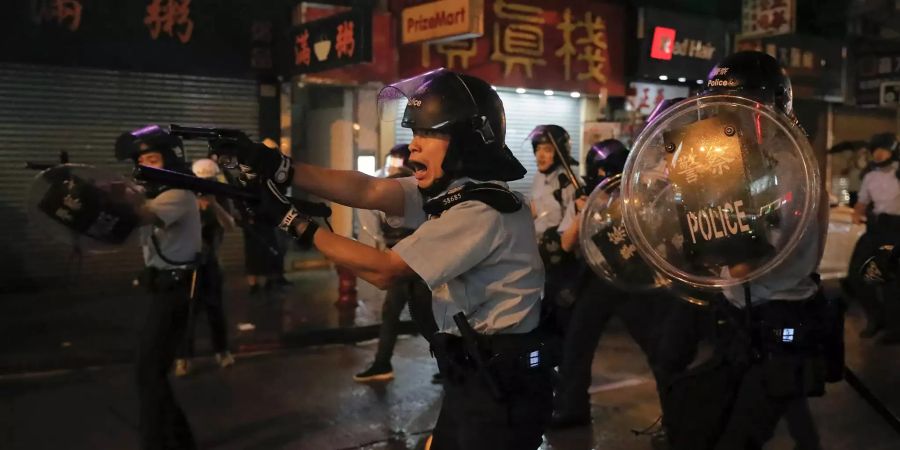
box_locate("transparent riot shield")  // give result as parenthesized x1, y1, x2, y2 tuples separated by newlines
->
(621, 95, 820, 288)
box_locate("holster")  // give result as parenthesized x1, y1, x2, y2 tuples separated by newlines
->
(143, 267, 194, 293)
(430, 330, 551, 397)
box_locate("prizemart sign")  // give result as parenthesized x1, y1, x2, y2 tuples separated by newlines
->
(402, 0, 484, 44)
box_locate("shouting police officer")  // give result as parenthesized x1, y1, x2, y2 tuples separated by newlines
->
(115, 125, 201, 450)
(228, 69, 552, 449)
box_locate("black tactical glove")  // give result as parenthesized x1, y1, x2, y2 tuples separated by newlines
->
(860, 244, 898, 285)
(212, 134, 293, 189)
(257, 179, 318, 248)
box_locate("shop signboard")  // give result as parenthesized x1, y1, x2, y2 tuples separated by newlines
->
(401, 0, 484, 44)
(398, 0, 626, 96)
(636, 8, 729, 83)
(736, 34, 845, 101)
(741, 0, 796, 38)
(855, 53, 900, 106)
(291, 9, 372, 75)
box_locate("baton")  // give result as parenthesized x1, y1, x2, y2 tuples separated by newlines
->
(133, 165, 332, 218)
(544, 129, 586, 198)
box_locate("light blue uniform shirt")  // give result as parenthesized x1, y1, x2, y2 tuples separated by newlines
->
(388, 177, 544, 335)
(858, 163, 900, 215)
(140, 189, 202, 269)
(530, 167, 575, 236)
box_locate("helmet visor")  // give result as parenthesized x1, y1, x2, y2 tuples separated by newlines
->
(377, 68, 479, 132)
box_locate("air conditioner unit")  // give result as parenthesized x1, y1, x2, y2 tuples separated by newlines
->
(880, 81, 900, 107)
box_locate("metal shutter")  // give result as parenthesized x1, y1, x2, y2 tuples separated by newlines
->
(394, 90, 583, 197)
(0, 63, 259, 290)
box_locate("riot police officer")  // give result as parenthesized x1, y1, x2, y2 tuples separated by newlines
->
(529, 124, 579, 335)
(656, 51, 834, 450)
(229, 69, 552, 449)
(115, 125, 201, 450)
(354, 144, 436, 382)
(849, 132, 900, 342)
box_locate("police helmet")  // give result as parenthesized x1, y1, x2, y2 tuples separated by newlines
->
(115, 125, 186, 171)
(585, 139, 628, 190)
(528, 124, 577, 168)
(384, 69, 526, 182)
(704, 51, 793, 116)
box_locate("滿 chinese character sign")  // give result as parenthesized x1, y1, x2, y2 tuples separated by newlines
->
(32, 0, 83, 32)
(400, 0, 624, 95)
(291, 10, 372, 74)
(620, 95, 820, 288)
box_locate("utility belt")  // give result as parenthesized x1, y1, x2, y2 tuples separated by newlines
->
(722, 293, 844, 397)
(143, 267, 196, 293)
(431, 328, 551, 399)
(868, 213, 900, 234)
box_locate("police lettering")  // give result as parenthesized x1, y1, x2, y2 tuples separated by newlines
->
(685, 200, 751, 244)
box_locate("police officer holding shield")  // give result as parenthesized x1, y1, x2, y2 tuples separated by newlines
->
(227, 69, 552, 449)
(116, 126, 201, 450)
(619, 52, 837, 450)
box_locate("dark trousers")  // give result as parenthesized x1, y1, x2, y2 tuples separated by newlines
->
(665, 299, 827, 450)
(374, 279, 434, 366)
(136, 275, 196, 450)
(179, 260, 228, 357)
(847, 227, 900, 334)
(430, 332, 553, 450)
(556, 276, 706, 416)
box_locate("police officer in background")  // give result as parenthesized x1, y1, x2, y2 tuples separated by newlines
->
(660, 52, 835, 450)
(354, 144, 437, 382)
(849, 132, 900, 342)
(529, 124, 579, 333)
(174, 159, 237, 377)
(550, 139, 632, 427)
(115, 126, 201, 450)
(228, 69, 552, 449)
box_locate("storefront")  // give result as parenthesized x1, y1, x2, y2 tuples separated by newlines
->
(0, 0, 290, 288)
(394, 0, 626, 195)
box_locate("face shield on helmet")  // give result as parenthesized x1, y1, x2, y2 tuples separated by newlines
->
(620, 94, 820, 288)
(115, 125, 186, 171)
(378, 69, 526, 184)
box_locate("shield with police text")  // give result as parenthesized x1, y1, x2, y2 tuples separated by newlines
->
(580, 175, 666, 291)
(28, 164, 144, 253)
(621, 95, 820, 288)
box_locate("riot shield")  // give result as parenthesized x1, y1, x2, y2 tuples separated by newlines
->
(621, 95, 820, 288)
(579, 175, 667, 291)
(27, 164, 144, 253)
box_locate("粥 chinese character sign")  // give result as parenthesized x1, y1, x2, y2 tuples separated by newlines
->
(402, 0, 484, 44)
(399, 0, 625, 95)
(741, 0, 795, 38)
(292, 10, 372, 74)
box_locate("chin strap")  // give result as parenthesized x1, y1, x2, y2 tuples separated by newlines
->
(423, 182, 522, 217)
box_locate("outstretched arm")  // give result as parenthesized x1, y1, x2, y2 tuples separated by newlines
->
(292, 163, 406, 217)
